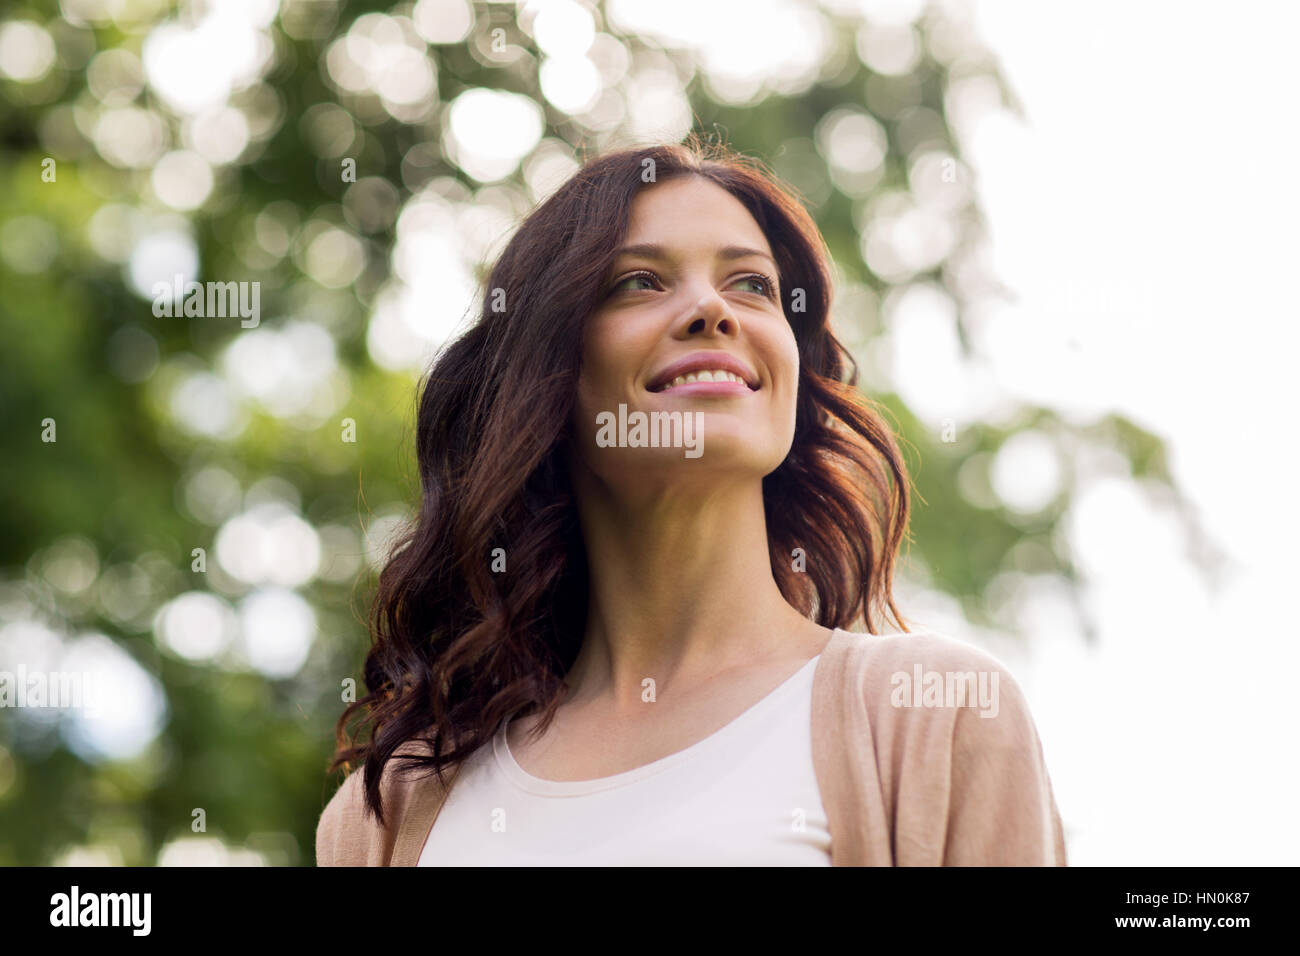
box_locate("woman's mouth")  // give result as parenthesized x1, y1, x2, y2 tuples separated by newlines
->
(648, 369, 758, 393)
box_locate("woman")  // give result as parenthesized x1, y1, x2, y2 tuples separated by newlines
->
(316, 138, 1067, 866)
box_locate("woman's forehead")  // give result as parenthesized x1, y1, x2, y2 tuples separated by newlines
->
(622, 176, 772, 254)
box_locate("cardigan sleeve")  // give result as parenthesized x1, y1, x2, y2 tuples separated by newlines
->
(940, 658, 1068, 865)
(868, 632, 1067, 866)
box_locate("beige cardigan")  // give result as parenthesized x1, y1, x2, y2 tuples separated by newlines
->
(316, 627, 1068, 865)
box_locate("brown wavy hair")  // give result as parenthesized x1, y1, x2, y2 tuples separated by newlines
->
(329, 135, 916, 824)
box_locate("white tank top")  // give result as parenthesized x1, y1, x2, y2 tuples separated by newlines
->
(418, 654, 831, 865)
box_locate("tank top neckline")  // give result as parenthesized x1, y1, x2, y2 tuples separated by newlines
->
(494, 651, 824, 797)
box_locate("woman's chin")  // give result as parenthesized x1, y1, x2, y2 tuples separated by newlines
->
(587, 441, 781, 479)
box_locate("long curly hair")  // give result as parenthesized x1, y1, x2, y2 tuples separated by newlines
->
(329, 136, 916, 825)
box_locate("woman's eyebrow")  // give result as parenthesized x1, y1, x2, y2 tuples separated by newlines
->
(612, 242, 777, 268)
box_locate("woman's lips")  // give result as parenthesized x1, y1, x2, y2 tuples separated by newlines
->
(645, 355, 760, 392)
(648, 379, 753, 396)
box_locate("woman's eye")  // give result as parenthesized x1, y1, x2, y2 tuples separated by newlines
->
(733, 274, 775, 298)
(611, 271, 657, 293)
(609, 270, 776, 298)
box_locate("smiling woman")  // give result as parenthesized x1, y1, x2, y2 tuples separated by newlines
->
(316, 136, 1067, 866)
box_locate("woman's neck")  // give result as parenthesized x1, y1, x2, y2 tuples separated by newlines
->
(566, 470, 826, 713)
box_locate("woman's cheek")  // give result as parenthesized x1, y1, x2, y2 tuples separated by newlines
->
(574, 371, 617, 443)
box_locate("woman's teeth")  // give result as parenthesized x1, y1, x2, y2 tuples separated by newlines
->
(660, 369, 747, 391)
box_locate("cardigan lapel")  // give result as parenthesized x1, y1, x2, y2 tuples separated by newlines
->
(389, 756, 461, 866)
(812, 627, 893, 865)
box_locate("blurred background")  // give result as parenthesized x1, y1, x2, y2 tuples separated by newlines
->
(0, 0, 1293, 865)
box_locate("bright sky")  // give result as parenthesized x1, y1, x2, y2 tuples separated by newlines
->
(963, 0, 1300, 864)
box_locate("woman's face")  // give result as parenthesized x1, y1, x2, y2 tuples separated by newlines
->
(570, 174, 800, 487)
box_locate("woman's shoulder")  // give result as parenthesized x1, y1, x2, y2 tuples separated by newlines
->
(824, 625, 1066, 864)
(832, 625, 1014, 674)
(315, 732, 444, 866)
(316, 766, 371, 866)
(825, 625, 1042, 742)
